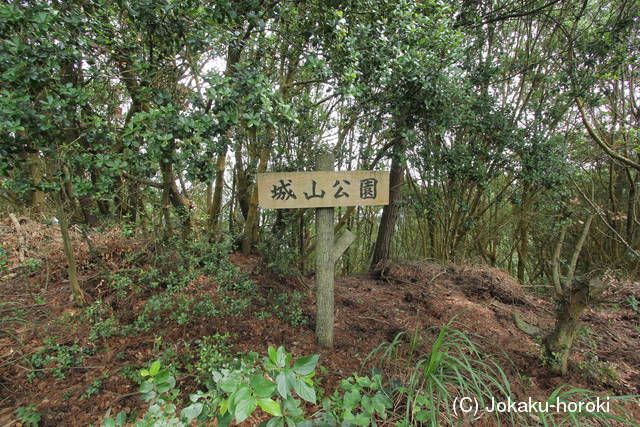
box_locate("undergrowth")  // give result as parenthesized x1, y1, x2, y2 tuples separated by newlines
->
(101, 324, 637, 426)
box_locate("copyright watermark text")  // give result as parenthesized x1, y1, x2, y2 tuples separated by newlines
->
(453, 396, 611, 416)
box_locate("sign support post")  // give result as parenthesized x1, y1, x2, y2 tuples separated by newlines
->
(257, 154, 388, 349)
(315, 151, 336, 348)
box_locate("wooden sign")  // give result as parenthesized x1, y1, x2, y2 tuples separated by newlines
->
(257, 170, 390, 209)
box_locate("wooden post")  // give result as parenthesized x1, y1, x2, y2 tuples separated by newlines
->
(315, 151, 335, 348)
(256, 159, 388, 348)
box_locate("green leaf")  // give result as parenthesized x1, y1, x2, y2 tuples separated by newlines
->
(275, 371, 289, 399)
(115, 410, 127, 426)
(156, 375, 175, 393)
(101, 419, 116, 427)
(149, 360, 161, 376)
(154, 370, 171, 384)
(293, 354, 319, 376)
(250, 374, 276, 398)
(234, 395, 257, 423)
(265, 417, 282, 427)
(257, 398, 282, 416)
(140, 391, 156, 402)
(181, 402, 203, 421)
(268, 346, 277, 364)
(138, 381, 153, 393)
(343, 390, 361, 409)
(292, 378, 316, 403)
(219, 398, 229, 415)
(219, 376, 240, 393)
(276, 346, 287, 367)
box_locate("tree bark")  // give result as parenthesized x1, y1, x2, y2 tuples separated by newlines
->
(545, 215, 598, 375)
(28, 152, 45, 212)
(55, 192, 86, 306)
(370, 140, 405, 273)
(160, 159, 192, 236)
(545, 278, 605, 375)
(207, 151, 226, 238)
(241, 146, 270, 254)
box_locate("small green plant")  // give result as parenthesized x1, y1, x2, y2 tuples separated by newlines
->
(28, 337, 92, 380)
(257, 235, 300, 278)
(121, 222, 135, 238)
(102, 410, 127, 427)
(109, 273, 134, 299)
(81, 378, 104, 399)
(204, 346, 320, 426)
(84, 299, 120, 341)
(272, 291, 309, 326)
(103, 359, 205, 426)
(320, 374, 392, 425)
(119, 364, 143, 384)
(255, 310, 272, 320)
(628, 295, 639, 313)
(23, 258, 42, 272)
(0, 244, 9, 273)
(578, 352, 620, 383)
(365, 323, 519, 425)
(15, 405, 41, 426)
(193, 334, 235, 382)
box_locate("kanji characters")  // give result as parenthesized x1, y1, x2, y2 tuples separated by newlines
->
(304, 180, 326, 200)
(332, 179, 350, 198)
(271, 179, 297, 200)
(359, 178, 377, 199)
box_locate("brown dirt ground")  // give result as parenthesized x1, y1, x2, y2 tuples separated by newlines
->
(1, 219, 639, 426)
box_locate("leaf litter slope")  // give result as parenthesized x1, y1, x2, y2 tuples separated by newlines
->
(0, 219, 638, 425)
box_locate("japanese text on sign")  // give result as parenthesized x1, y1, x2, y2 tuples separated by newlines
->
(257, 171, 390, 209)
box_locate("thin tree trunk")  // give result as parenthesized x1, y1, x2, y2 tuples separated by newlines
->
(208, 151, 226, 238)
(160, 160, 192, 237)
(55, 192, 86, 306)
(241, 146, 270, 254)
(28, 152, 45, 212)
(370, 140, 405, 273)
(545, 215, 597, 376)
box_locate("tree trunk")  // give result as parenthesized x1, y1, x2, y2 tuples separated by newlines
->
(545, 278, 605, 375)
(207, 151, 226, 239)
(28, 152, 45, 212)
(160, 160, 192, 236)
(55, 192, 86, 306)
(545, 215, 598, 376)
(370, 141, 405, 273)
(516, 184, 533, 283)
(241, 146, 270, 255)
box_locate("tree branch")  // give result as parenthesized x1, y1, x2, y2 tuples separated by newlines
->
(576, 97, 640, 171)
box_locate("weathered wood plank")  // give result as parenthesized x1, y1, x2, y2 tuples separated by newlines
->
(257, 170, 389, 209)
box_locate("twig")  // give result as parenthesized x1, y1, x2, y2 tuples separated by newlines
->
(0, 303, 46, 313)
(107, 391, 143, 405)
(359, 316, 392, 326)
(8, 213, 26, 263)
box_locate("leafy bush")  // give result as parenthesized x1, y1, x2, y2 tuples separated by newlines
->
(272, 291, 308, 326)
